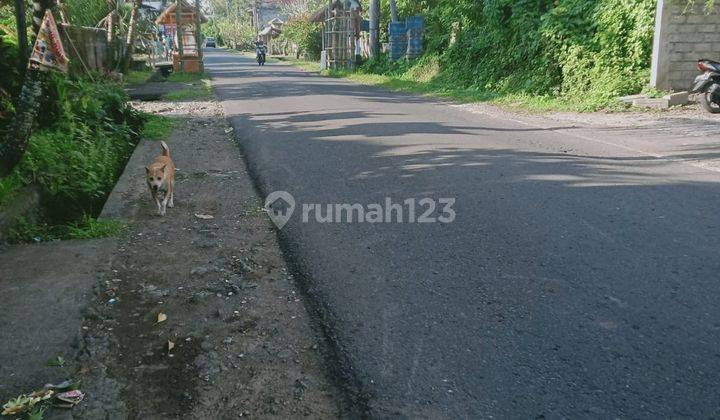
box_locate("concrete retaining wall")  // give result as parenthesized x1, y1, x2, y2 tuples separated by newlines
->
(651, 0, 720, 91)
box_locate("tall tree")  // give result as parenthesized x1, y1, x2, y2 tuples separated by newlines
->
(0, 0, 54, 177)
(14, 0, 29, 65)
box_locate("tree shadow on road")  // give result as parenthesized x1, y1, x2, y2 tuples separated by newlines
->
(208, 54, 720, 419)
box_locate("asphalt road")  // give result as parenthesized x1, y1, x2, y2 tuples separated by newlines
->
(205, 50, 720, 418)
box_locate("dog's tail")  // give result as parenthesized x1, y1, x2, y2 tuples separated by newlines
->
(160, 140, 170, 157)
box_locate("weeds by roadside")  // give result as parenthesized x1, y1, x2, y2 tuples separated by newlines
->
(141, 113, 176, 139)
(278, 54, 659, 112)
(163, 80, 214, 101)
(66, 216, 127, 240)
(273, 56, 317, 72)
(7, 216, 127, 243)
(124, 70, 154, 86)
(298, 59, 628, 112)
(0, 75, 142, 243)
(167, 72, 210, 83)
(163, 74, 213, 101)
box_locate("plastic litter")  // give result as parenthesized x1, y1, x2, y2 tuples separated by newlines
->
(54, 390, 84, 408)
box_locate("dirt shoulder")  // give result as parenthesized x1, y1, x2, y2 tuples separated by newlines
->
(75, 96, 341, 418)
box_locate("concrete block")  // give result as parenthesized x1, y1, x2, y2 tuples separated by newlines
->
(670, 14, 687, 23)
(672, 42, 696, 52)
(698, 24, 717, 33)
(618, 94, 647, 105)
(678, 25, 700, 33)
(632, 97, 671, 109)
(686, 14, 708, 24)
(664, 91, 690, 106)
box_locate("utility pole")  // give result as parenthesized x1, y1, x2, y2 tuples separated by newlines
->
(14, 0, 28, 68)
(369, 0, 379, 57)
(194, 0, 203, 72)
(175, 0, 184, 71)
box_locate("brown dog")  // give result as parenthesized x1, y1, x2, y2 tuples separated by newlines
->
(146, 140, 175, 216)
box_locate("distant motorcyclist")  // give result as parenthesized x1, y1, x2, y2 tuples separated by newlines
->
(255, 38, 267, 66)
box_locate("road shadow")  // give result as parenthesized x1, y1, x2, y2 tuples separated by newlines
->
(206, 50, 720, 419)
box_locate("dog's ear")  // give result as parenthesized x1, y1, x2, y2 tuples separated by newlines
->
(145, 166, 150, 174)
(161, 164, 167, 173)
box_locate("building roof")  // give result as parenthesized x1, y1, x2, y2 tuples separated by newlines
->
(155, 0, 207, 25)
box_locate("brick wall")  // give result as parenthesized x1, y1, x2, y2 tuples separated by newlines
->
(651, 0, 720, 91)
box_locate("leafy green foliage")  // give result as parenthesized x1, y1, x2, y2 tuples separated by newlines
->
(64, 0, 111, 27)
(0, 171, 22, 203)
(205, 0, 255, 49)
(278, 20, 323, 60)
(360, 0, 657, 110)
(1, 74, 142, 229)
(0, 25, 21, 134)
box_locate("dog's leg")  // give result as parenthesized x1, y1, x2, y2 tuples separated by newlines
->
(156, 196, 163, 215)
(161, 189, 169, 216)
(168, 180, 174, 208)
(150, 187, 163, 215)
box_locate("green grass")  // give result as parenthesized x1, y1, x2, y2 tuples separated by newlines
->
(280, 57, 630, 113)
(125, 70, 154, 85)
(66, 216, 127, 239)
(167, 72, 211, 82)
(141, 113, 177, 139)
(7, 216, 127, 243)
(163, 79, 214, 101)
(333, 69, 627, 112)
(273, 56, 318, 72)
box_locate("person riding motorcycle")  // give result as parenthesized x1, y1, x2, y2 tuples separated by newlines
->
(255, 38, 267, 66)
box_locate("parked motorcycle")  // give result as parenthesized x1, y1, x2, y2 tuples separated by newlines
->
(690, 59, 720, 113)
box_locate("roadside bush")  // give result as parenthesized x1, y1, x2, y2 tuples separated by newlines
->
(279, 20, 322, 60)
(0, 28, 21, 134)
(0, 74, 143, 225)
(362, 0, 657, 109)
(29, 75, 142, 220)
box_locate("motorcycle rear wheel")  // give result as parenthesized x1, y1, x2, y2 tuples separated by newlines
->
(698, 92, 720, 113)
